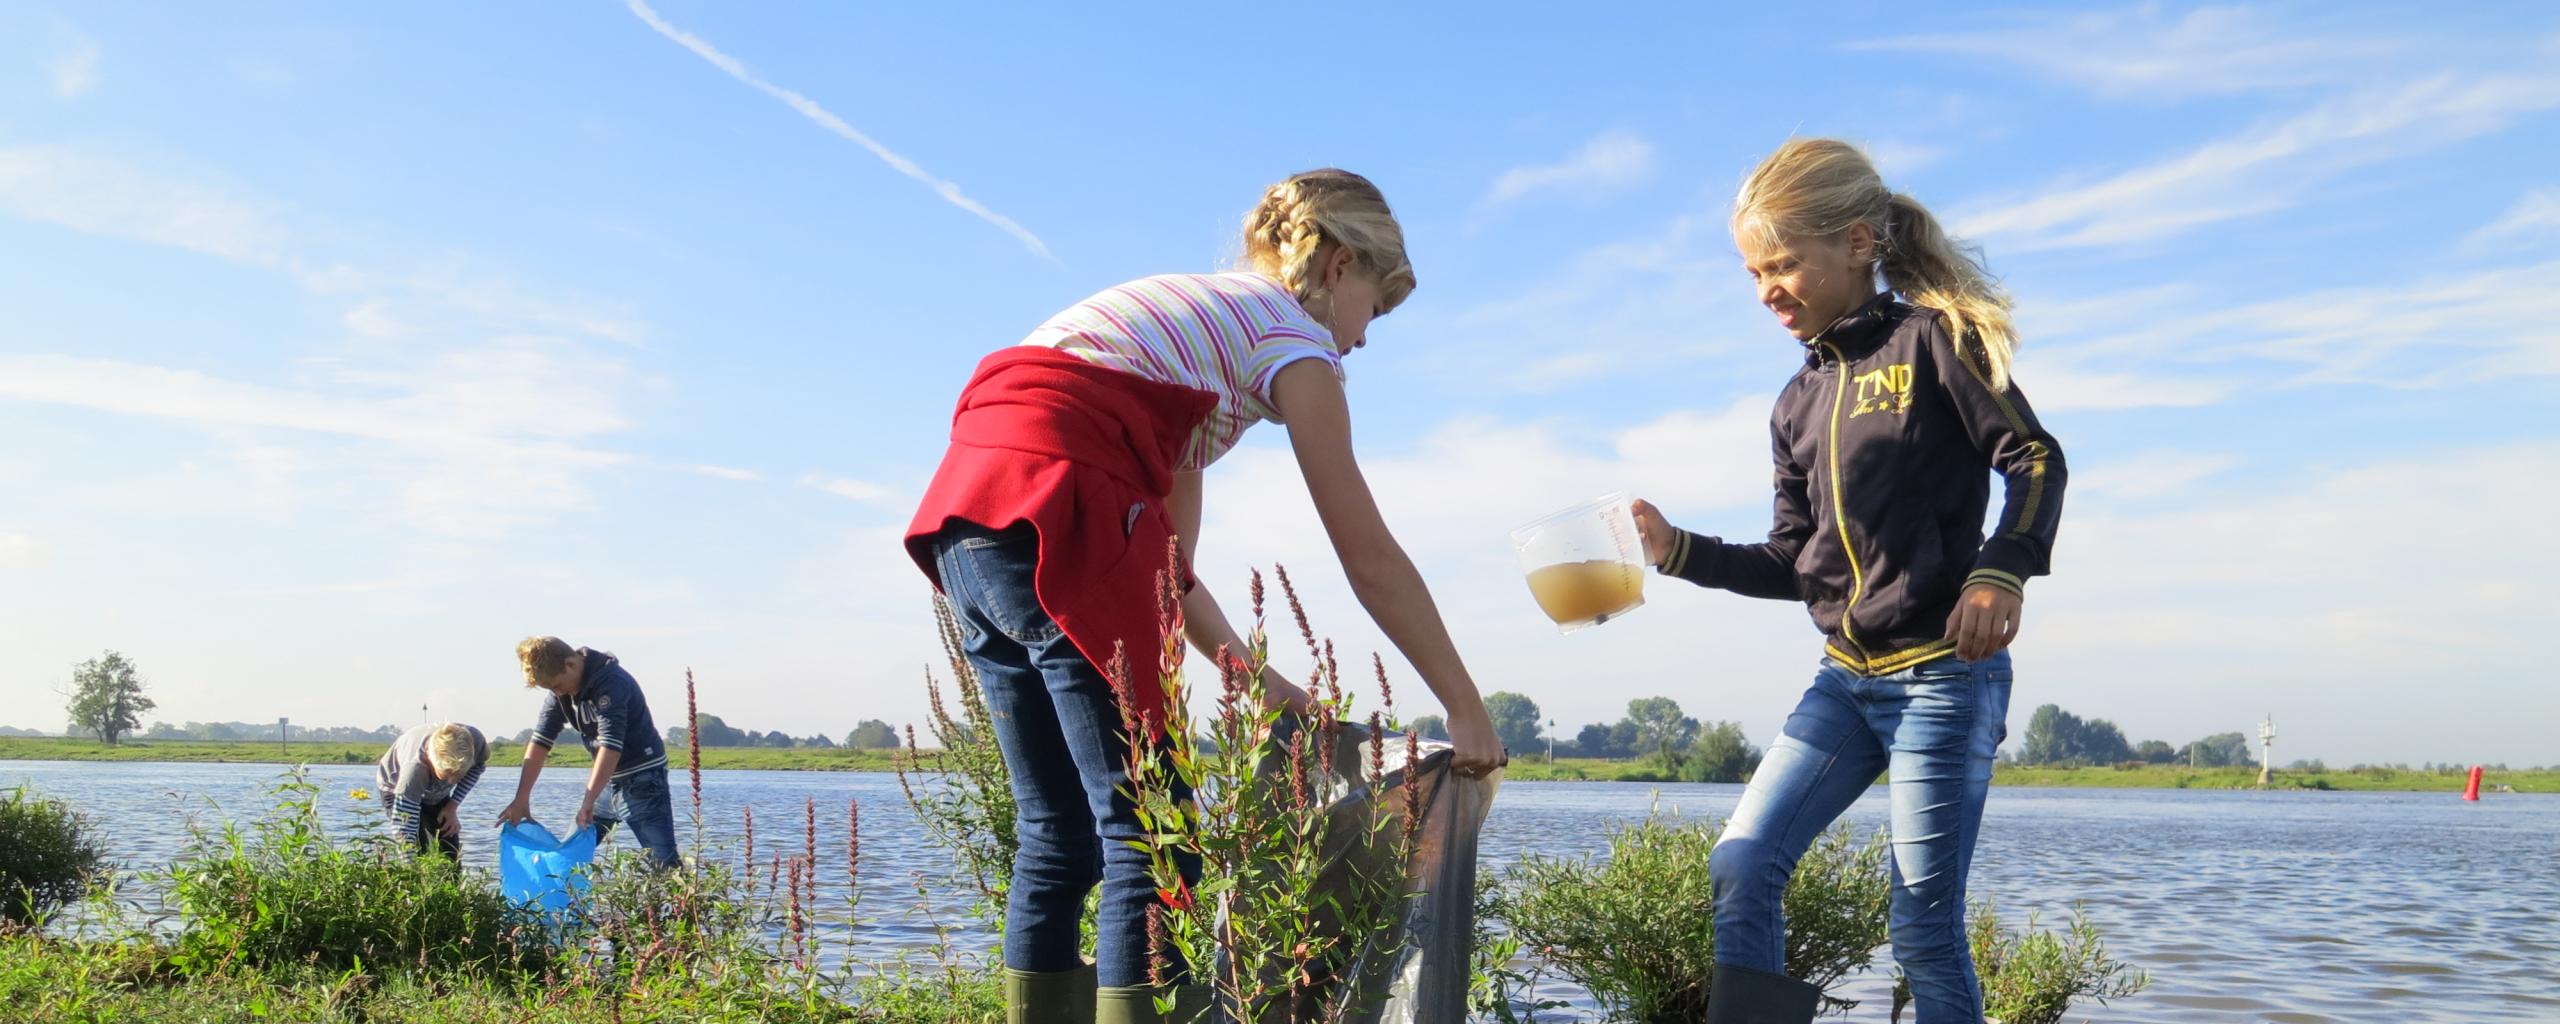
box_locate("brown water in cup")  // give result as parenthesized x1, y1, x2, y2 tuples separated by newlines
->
(1524, 559, 1645, 627)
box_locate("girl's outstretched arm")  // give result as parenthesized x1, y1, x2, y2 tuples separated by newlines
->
(1270, 361, 1502, 775)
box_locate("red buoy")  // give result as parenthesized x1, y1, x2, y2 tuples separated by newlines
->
(2463, 765, 2484, 801)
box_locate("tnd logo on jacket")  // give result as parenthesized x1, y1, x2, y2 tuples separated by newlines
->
(1850, 363, 1915, 418)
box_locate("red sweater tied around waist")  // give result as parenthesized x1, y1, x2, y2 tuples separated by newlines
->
(905, 346, 1218, 732)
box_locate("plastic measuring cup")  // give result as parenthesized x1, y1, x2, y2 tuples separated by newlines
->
(1510, 491, 1647, 632)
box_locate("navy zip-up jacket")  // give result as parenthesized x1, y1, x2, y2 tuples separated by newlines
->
(1661, 295, 2067, 675)
(532, 648, 667, 779)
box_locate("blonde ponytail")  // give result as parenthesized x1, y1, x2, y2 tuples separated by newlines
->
(1881, 192, 2018, 391)
(1241, 169, 1416, 314)
(1734, 139, 2019, 390)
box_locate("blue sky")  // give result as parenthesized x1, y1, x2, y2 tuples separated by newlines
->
(3, 3, 2554, 766)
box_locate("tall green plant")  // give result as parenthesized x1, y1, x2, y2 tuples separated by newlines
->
(1497, 816, 1891, 1022)
(0, 783, 107, 927)
(1891, 904, 2148, 1024)
(1111, 550, 1420, 1023)
(160, 768, 553, 976)
(897, 597, 1018, 921)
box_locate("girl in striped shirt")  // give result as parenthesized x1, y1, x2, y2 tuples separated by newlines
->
(906, 169, 1501, 1024)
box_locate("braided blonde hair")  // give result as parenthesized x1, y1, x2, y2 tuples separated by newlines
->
(1734, 139, 2021, 390)
(1241, 169, 1416, 315)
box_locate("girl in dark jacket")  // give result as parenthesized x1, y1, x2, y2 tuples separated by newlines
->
(1635, 138, 2067, 1024)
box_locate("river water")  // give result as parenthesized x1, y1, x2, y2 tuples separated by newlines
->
(4, 760, 2552, 1022)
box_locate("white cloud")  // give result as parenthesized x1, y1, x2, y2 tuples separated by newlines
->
(223, 577, 442, 599)
(800, 472, 898, 507)
(0, 139, 672, 537)
(689, 464, 762, 482)
(0, 143, 287, 264)
(49, 35, 99, 99)
(0, 343, 636, 539)
(1850, 6, 2403, 100)
(2011, 360, 2238, 412)
(1408, 209, 1756, 393)
(2466, 187, 2560, 249)
(229, 57, 295, 87)
(1479, 130, 1659, 213)
(623, 0, 1053, 261)
(1956, 72, 2560, 250)
(1857, 140, 1950, 177)
(2074, 451, 2242, 501)
(2035, 258, 2560, 390)
(0, 532, 42, 571)
(343, 298, 409, 338)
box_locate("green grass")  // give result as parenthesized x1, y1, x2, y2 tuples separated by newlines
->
(0, 768, 1005, 1024)
(0, 932, 1001, 1024)
(1988, 763, 2560, 793)
(9, 737, 2552, 794)
(1500, 755, 2558, 793)
(0, 736, 924, 772)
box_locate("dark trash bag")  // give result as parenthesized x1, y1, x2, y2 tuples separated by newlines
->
(1212, 720, 1502, 1024)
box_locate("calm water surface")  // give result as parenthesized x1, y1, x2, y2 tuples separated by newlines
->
(5, 761, 2553, 1023)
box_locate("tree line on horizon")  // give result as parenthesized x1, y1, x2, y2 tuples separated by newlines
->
(29, 652, 2547, 772)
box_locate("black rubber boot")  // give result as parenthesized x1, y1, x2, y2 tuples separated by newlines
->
(1704, 963, 1823, 1024)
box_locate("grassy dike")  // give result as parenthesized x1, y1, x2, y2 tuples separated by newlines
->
(1487, 755, 2559, 793)
(0, 736, 919, 772)
(7, 737, 2549, 793)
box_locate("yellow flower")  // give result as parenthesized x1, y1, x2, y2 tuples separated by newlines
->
(350, 787, 372, 801)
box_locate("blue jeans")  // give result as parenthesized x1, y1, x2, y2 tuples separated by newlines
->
(595, 768, 682, 870)
(931, 521, 1199, 988)
(1709, 652, 2012, 1023)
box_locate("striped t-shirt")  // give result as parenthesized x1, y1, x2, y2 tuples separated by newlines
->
(1021, 272, 1342, 470)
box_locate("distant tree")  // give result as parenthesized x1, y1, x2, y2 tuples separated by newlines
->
(803, 734, 835, 749)
(758, 730, 795, 749)
(2078, 718, 2135, 764)
(1687, 721, 1762, 782)
(1623, 697, 1700, 754)
(686, 714, 748, 747)
(1482, 692, 1544, 756)
(847, 720, 900, 750)
(2020, 704, 2082, 765)
(1402, 715, 1447, 741)
(2182, 732, 2253, 767)
(1573, 722, 1618, 759)
(1608, 720, 1640, 759)
(2136, 739, 2177, 764)
(65, 652, 155, 746)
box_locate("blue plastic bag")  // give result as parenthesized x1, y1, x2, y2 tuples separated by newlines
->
(498, 820, 599, 914)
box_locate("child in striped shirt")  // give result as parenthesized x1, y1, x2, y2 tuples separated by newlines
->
(907, 169, 1503, 1024)
(374, 721, 488, 860)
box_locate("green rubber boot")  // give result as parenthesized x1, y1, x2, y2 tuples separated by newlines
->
(1096, 982, 1210, 1024)
(1004, 964, 1097, 1024)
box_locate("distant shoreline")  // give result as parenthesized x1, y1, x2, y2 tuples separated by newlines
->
(3, 737, 2549, 794)
(0, 736, 920, 773)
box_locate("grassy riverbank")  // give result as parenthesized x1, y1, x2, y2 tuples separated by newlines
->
(0, 736, 917, 772)
(7, 738, 2548, 794)
(1494, 755, 2558, 793)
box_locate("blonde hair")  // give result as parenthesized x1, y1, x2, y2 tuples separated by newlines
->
(426, 723, 476, 774)
(1241, 169, 1417, 316)
(516, 635, 575, 684)
(1733, 139, 2020, 390)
